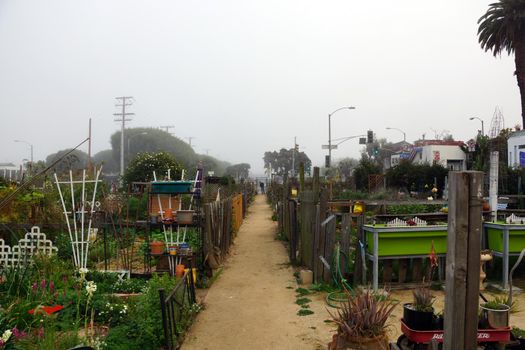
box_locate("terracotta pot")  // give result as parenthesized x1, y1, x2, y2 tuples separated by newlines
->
(149, 241, 165, 255)
(327, 333, 388, 350)
(482, 201, 490, 211)
(175, 264, 185, 278)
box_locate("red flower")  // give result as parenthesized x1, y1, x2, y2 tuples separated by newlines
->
(429, 240, 438, 268)
(28, 305, 64, 315)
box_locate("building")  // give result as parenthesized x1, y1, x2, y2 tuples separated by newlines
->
(0, 163, 21, 181)
(507, 130, 525, 168)
(389, 140, 467, 170)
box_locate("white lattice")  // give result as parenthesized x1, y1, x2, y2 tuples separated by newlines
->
(412, 217, 428, 226)
(0, 226, 57, 268)
(506, 214, 525, 224)
(386, 218, 407, 227)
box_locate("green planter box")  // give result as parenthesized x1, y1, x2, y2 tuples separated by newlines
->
(485, 223, 525, 253)
(364, 225, 448, 256)
(151, 181, 193, 194)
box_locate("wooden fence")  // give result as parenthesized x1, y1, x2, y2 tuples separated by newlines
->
(272, 183, 435, 287)
(202, 192, 249, 270)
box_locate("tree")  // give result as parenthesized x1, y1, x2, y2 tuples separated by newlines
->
(336, 157, 359, 180)
(353, 156, 382, 191)
(478, 1, 525, 127)
(263, 148, 311, 176)
(111, 128, 196, 169)
(225, 163, 251, 180)
(122, 152, 183, 186)
(93, 149, 119, 173)
(45, 149, 90, 174)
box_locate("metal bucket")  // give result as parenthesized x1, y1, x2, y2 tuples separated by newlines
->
(480, 304, 510, 329)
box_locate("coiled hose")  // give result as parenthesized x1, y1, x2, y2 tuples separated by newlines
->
(326, 242, 354, 308)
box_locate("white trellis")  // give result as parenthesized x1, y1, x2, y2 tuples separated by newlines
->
(0, 226, 57, 268)
(506, 213, 525, 224)
(154, 167, 202, 273)
(54, 167, 102, 270)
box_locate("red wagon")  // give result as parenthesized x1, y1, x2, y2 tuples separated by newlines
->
(397, 319, 511, 349)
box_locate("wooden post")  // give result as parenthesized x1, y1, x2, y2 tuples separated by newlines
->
(443, 171, 483, 350)
(299, 191, 316, 268)
(313, 167, 320, 195)
(299, 162, 305, 192)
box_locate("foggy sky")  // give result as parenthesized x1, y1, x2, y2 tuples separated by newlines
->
(0, 0, 520, 175)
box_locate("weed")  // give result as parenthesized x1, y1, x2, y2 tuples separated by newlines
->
(295, 287, 311, 296)
(300, 304, 310, 309)
(286, 286, 293, 289)
(297, 309, 314, 316)
(295, 297, 312, 305)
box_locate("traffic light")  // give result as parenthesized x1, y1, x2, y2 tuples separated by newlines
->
(373, 147, 379, 156)
(325, 155, 331, 168)
(294, 143, 299, 151)
(367, 130, 373, 144)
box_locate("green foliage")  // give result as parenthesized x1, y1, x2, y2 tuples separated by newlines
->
(412, 287, 434, 313)
(386, 204, 442, 215)
(225, 163, 251, 180)
(295, 297, 312, 305)
(122, 151, 183, 187)
(328, 289, 397, 338)
(263, 148, 312, 176)
(353, 156, 382, 192)
(385, 161, 447, 197)
(295, 287, 311, 296)
(45, 149, 90, 174)
(297, 309, 314, 316)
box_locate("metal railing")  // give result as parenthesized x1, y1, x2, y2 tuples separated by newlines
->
(158, 269, 197, 349)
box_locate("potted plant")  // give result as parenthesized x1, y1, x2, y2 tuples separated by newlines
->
(327, 289, 397, 350)
(480, 299, 510, 329)
(403, 287, 435, 331)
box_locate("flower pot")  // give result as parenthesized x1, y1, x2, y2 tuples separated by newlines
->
(175, 264, 185, 278)
(480, 303, 510, 329)
(168, 245, 178, 256)
(149, 241, 165, 255)
(176, 210, 194, 224)
(328, 333, 388, 350)
(433, 314, 444, 330)
(403, 303, 434, 331)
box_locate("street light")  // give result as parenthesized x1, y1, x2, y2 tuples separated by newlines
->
(127, 132, 148, 164)
(14, 140, 33, 164)
(385, 127, 406, 142)
(469, 117, 485, 136)
(328, 106, 356, 167)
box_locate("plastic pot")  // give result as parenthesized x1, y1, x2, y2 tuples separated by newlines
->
(403, 303, 434, 331)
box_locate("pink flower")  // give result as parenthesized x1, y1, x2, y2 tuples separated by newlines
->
(40, 279, 46, 291)
(49, 281, 54, 293)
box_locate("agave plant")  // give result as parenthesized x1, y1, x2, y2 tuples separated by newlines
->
(413, 287, 434, 313)
(329, 289, 397, 339)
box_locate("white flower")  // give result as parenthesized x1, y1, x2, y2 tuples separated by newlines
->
(86, 281, 97, 297)
(2, 329, 12, 342)
(79, 268, 89, 274)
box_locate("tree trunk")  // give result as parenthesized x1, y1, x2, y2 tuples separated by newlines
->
(515, 37, 525, 129)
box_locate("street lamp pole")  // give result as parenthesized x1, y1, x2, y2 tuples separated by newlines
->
(385, 127, 406, 142)
(14, 139, 33, 164)
(469, 117, 485, 136)
(328, 106, 356, 167)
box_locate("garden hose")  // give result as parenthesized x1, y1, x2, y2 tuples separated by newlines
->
(326, 243, 354, 308)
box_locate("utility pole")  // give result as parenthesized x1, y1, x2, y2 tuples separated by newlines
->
(87, 118, 93, 172)
(113, 96, 134, 180)
(159, 125, 175, 134)
(186, 136, 195, 147)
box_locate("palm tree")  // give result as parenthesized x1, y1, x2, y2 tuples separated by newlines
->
(478, 1, 525, 127)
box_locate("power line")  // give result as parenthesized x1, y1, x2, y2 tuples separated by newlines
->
(113, 96, 134, 179)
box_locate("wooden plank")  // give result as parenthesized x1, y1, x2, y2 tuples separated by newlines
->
(299, 191, 316, 268)
(340, 214, 351, 277)
(443, 171, 483, 350)
(353, 215, 365, 286)
(398, 259, 408, 283)
(383, 260, 393, 283)
(323, 216, 336, 283)
(313, 204, 321, 282)
(288, 199, 298, 263)
(412, 259, 422, 282)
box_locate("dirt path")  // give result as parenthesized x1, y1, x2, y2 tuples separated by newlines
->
(182, 195, 334, 350)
